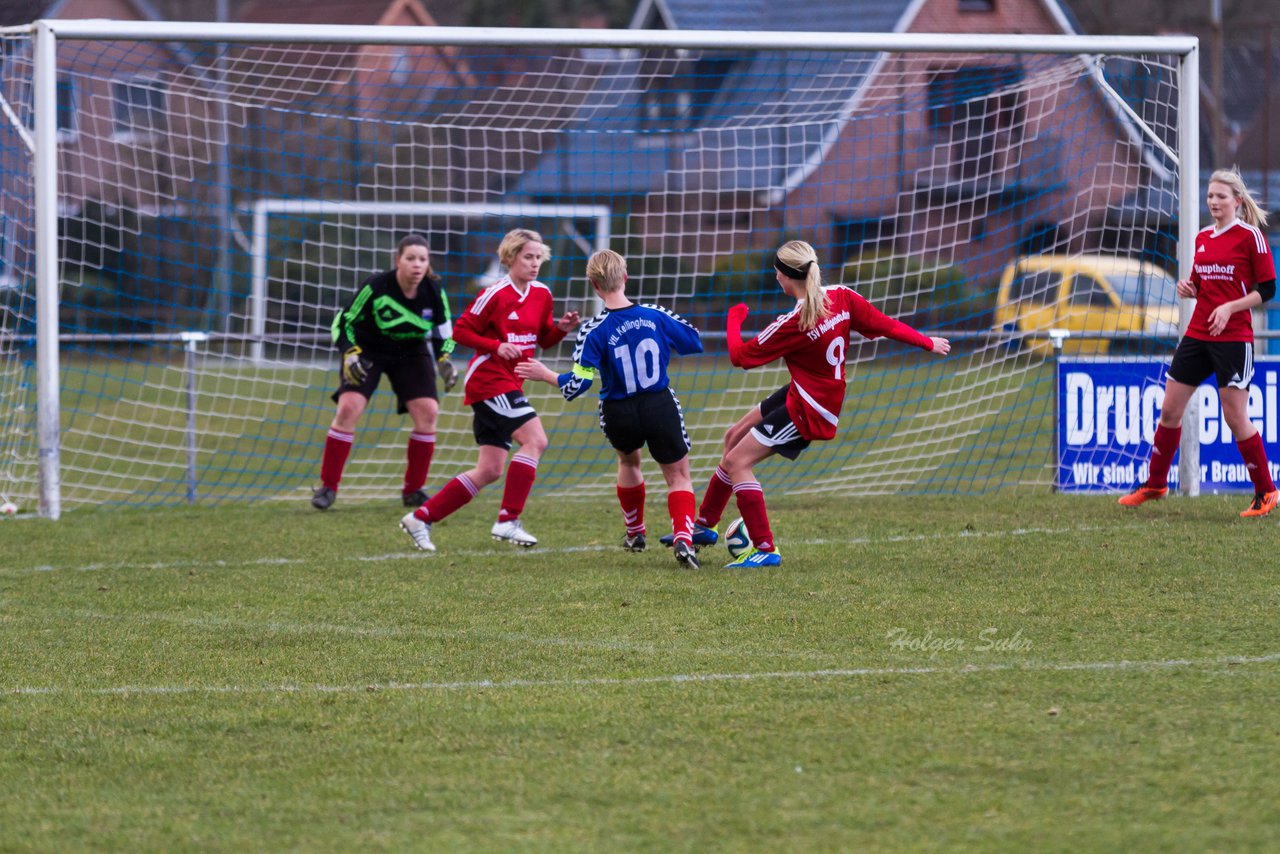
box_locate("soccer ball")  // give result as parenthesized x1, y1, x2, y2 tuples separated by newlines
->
(0, 501, 16, 516)
(724, 517, 751, 558)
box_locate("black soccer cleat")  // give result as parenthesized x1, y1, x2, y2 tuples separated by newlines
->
(673, 539, 700, 569)
(311, 486, 336, 510)
(402, 488, 430, 508)
(622, 532, 647, 552)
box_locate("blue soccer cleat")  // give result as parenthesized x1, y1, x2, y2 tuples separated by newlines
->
(659, 523, 718, 549)
(723, 547, 781, 569)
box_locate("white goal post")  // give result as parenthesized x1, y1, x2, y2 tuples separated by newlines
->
(6, 20, 1199, 518)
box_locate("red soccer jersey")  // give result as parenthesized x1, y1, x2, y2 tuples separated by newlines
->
(452, 276, 569, 406)
(1187, 219, 1277, 343)
(727, 286, 934, 441)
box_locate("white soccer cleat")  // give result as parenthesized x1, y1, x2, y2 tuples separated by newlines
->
(399, 512, 435, 552)
(491, 518, 537, 547)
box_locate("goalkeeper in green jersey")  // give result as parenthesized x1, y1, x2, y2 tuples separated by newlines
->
(311, 234, 457, 510)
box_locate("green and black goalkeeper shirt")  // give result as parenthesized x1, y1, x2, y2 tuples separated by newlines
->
(331, 269, 455, 359)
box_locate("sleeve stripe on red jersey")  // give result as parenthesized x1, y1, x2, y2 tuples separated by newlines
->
(468, 278, 510, 315)
(1242, 222, 1269, 254)
(757, 306, 800, 344)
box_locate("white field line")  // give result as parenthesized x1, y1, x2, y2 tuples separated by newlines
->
(5, 652, 1278, 699)
(7, 522, 1151, 575)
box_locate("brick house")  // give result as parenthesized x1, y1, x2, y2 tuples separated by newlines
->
(515, 0, 1171, 321)
(0, 0, 475, 327)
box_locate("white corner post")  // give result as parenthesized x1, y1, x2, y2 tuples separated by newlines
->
(1177, 43, 1200, 497)
(33, 21, 61, 519)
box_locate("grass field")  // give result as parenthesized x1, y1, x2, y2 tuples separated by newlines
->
(2, 491, 1278, 851)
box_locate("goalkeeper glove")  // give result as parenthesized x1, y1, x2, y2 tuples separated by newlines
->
(436, 356, 458, 392)
(341, 346, 372, 386)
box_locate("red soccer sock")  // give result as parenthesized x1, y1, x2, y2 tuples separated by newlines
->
(667, 489, 696, 545)
(417, 473, 479, 524)
(402, 432, 436, 495)
(319, 428, 354, 490)
(732, 480, 776, 552)
(617, 482, 646, 535)
(497, 453, 538, 523)
(1146, 423, 1181, 489)
(1237, 431, 1276, 494)
(696, 465, 734, 529)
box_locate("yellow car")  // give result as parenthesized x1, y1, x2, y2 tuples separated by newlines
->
(994, 254, 1180, 357)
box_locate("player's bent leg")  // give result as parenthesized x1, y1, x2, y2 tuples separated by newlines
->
(721, 404, 763, 453)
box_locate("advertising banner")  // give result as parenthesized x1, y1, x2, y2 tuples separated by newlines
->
(1057, 358, 1280, 492)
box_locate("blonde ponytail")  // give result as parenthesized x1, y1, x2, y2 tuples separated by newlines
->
(775, 240, 829, 331)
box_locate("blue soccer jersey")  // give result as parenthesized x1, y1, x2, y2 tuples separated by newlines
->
(558, 303, 702, 401)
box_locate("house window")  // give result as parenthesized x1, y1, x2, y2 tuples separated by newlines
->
(959, 0, 995, 10)
(927, 64, 1024, 180)
(112, 77, 168, 141)
(641, 53, 739, 133)
(389, 48, 411, 86)
(642, 75, 694, 131)
(16, 73, 78, 139)
(56, 75, 77, 141)
(832, 217, 895, 265)
(0, 214, 17, 289)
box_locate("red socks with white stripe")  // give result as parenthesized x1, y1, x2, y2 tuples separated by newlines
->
(1145, 423, 1181, 489)
(319, 428, 354, 490)
(402, 432, 435, 496)
(497, 453, 538, 524)
(416, 473, 479, 524)
(1237, 431, 1276, 494)
(695, 465, 734, 529)
(667, 489, 696, 546)
(732, 480, 775, 552)
(617, 483, 646, 536)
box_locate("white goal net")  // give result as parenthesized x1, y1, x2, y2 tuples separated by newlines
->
(0, 24, 1196, 515)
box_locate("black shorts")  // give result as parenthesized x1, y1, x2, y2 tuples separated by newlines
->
(1167, 337, 1254, 390)
(599, 388, 691, 465)
(472, 391, 538, 449)
(749, 385, 811, 461)
(331, 349, 437, 414)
